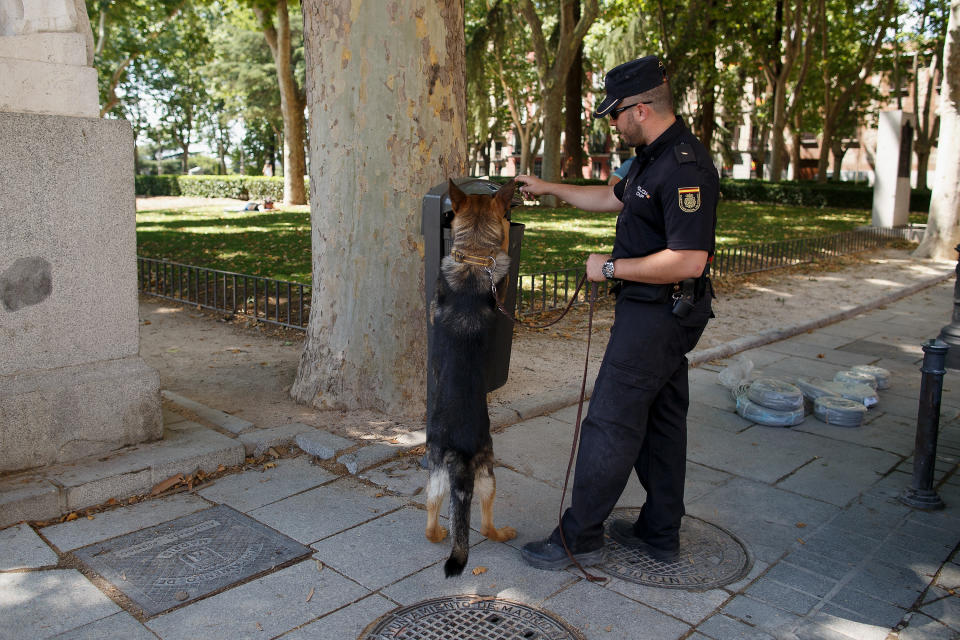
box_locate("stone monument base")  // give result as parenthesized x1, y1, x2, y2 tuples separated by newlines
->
(0, 111, 162, 473)
(0, 358, 162, 471)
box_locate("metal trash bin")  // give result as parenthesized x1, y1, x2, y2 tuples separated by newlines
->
(421, 178, 524, 393)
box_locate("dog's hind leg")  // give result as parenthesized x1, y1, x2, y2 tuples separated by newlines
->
(476, 464, 516, 542)
(425, 469, 449, 543)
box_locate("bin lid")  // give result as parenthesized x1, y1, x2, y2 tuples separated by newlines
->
(443, 178, 524, 214)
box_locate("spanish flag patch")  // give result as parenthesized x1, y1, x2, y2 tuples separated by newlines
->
(678, 187, 701, 213)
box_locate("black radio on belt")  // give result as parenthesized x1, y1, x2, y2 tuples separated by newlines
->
(671, 278, 696, 318)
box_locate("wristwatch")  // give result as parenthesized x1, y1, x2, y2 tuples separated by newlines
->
(601, 259, 616, 280)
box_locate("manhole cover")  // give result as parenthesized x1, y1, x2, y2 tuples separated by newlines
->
(72, 504, 311, 616)
(360, 596, 585, 640)
(601, 509, 751, 590)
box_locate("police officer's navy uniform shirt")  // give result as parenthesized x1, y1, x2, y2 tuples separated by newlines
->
(611, 119, 718, 262)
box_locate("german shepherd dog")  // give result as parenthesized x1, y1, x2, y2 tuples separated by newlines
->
(425, 179, 518, 577)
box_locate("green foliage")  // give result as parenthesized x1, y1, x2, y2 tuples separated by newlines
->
(719, 179, 932, 212)
(135, 175, 297, 201)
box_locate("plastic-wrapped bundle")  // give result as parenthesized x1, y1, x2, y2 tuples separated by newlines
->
(827, 380, 878, 408)
(835, 370, 877, 389)
(814, 396, 867, 427)
(718, 355, 754, 390)
(796, 376, 878, 408)
(851, 364, 891, 390)
(735, 389, 805, 427)
(746, 378, 805, 411)
(795, 377, 840, 402)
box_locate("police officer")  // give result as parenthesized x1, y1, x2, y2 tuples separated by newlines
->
(514, 55, 717, 569)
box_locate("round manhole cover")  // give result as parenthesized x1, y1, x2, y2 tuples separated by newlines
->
(360, 596, 585, 640)
(601, 509, 751, 590)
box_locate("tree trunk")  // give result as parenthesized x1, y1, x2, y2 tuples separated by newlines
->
(915, 0, 960, 260)
(293, 0, 466, 415)
(255, 0, 307, 205)
(562, 1, 584, 179)
(519, 0, 598, 205)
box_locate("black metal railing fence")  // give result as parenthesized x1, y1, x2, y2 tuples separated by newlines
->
(138, 257, 310, 329)
(138, 225, 920, 325)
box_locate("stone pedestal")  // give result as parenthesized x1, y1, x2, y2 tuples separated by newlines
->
(872, 110, 914, 228)
(0, 112, 162, 472)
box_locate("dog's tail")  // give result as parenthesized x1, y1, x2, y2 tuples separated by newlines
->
(444, 460, 474, 578)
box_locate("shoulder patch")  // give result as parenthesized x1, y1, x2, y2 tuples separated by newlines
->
(674, 143, 695, 164)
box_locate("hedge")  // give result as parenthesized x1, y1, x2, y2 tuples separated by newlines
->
(135, 175, 292, 202)
(718, 179, 931, 212)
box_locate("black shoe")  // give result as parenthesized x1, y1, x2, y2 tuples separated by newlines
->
(608, 519, 679, 562)
(520, 538, 605, 571)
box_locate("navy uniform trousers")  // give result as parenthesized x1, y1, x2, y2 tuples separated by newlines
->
(555, 292, 709, 552)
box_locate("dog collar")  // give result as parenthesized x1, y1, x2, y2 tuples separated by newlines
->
(450, 249, 496, 268)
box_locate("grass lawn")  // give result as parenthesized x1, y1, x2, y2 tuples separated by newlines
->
(137, 200, 927, 283)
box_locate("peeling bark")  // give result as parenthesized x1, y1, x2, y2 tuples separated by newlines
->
(293, 0, 466, 415)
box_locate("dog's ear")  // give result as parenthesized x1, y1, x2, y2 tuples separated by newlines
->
(494, 179, 516, 217)
(448, 179, 466, 212)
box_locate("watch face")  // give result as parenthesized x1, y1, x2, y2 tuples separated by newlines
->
(603, 260, 614, 279)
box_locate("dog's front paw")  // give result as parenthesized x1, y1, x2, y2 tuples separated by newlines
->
(483, 525, 517, 542)
(425, 525, 449, 543)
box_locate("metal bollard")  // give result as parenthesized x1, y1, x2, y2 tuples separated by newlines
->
(900, 338, 949, 510)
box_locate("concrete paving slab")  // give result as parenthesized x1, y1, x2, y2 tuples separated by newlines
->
(145, 559, 370, 640)
(793, 617, 875, 640)
(310, 507, 466, 591)
(919, 595, 960, 631)
(775, 444, 901, 507)
(820, 594, 907, 631)
(719, 594, 803, 637)
(793, 412, 917, 456)
(695, 613, 777, 639)
(0, 523, 58, 570)
(898, 613, 960, 640)
(781, 549, 859, 582)
(0, 570, 121, 640)
(341, 442, 402, 474)
(744, 577, 821, 616)
(760, 355, 853, 383)
(605, 575, 730, 625)
(293, 429, 355, 460)
(147, 421, 245, 483)
(541, 579, 691, 640)
(362, 456, 425, 496)
(39, 493, 211, 552)
(687, 402, 747, 434)
(249, 477, 402, 545)
(686, 478, 839, 564)
(688, 423, 817, 484)
(493, 414, 582, 488)
(161, 390, 254, 434)
(48, 611, 156, 639)
(809, 608, 900, 640)
(380, 538, 578, 606)
(845, 561, 929, 608)
(44, 453, 154, 512)
(764, 339, 874, 369)
(198, 456, 335, 513)
(0, 475, 60, 527)
(238, 422, 314, 456)
(278, 593, 397, 640)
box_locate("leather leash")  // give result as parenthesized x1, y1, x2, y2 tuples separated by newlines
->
(556, 281, 608, 583)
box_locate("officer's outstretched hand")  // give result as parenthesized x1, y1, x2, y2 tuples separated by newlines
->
(515, 174, 550, 197)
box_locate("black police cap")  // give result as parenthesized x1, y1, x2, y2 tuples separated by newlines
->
(593, 55, 667, 118)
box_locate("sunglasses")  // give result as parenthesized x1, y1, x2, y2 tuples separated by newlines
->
(610, 100, 652, 119)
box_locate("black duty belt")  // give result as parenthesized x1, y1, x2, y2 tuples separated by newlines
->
(616, 281, 677, 304)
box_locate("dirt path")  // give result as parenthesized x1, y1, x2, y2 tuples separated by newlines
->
(139, 246, 955, 443)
